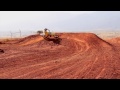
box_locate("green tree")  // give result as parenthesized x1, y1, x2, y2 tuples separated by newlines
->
(37, 30, 43, 34)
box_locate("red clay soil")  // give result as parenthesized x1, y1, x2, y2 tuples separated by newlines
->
(0, 33, 120, 79)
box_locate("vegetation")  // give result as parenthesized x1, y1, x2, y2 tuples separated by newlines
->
(37, 30, 43, 34)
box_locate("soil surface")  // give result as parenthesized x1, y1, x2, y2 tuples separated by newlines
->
(0, 33, 120, 79)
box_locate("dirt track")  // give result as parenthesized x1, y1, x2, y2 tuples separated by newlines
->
(0, 33, 120, 79)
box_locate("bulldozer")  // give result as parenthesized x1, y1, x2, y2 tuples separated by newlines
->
(39, 28, 60, 40)
(38, 28, 62, 44)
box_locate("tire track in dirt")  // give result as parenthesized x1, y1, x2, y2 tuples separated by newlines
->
(0, 33, 120, 79)
(73, 38, 90, 52)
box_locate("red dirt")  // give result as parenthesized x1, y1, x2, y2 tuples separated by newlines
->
(0, 33, 120, 79)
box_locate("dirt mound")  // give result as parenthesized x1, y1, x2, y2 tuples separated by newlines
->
(108, 37, 120, 44)
(20, 33, 112, 48)
(106, 37, 120, 48)
(60, 33, 113, 47)
(17, 34, 43, 46)
(0, 33, 120, 79)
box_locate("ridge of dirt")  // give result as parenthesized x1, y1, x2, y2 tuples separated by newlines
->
(0, 33, 120, 79)
(16, 34, 43, 46)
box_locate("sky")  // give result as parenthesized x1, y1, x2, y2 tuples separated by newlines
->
(0, 11, 95, 32)
(0, 11, 120, 37)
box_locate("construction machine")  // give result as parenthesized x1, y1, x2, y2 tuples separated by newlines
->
(39, 28, 60, 40)
(38, 28, 61, 44)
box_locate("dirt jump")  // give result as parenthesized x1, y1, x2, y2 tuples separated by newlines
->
(0, 33, 120, 79)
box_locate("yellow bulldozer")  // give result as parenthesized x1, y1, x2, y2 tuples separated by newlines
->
(38, 28, 59, 40)
(37, 28, 61, 44)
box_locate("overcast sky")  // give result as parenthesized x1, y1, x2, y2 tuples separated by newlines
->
(0, 11, 120, 36)
(0, 11, 95, 32)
